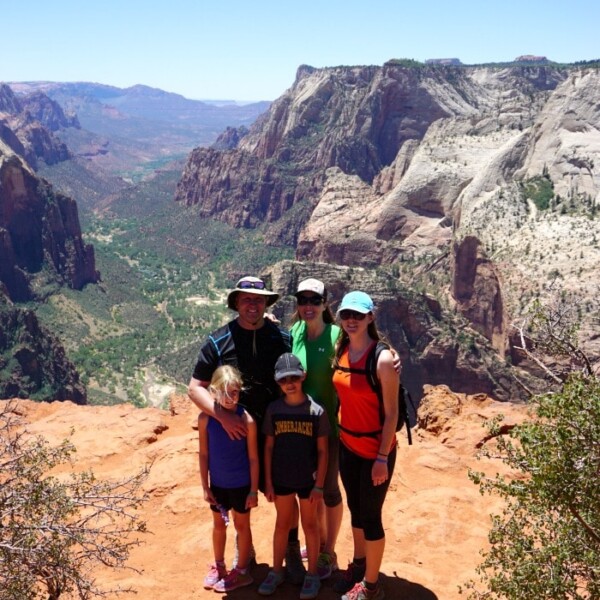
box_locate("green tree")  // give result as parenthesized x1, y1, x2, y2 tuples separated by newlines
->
(463, 300, 600, 599)
(0, 402, 148, 599)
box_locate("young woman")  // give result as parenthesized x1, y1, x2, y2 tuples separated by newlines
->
(332, 291, 399, 600)
(290, 278, 343, 580)
(198, 366, 259, 593)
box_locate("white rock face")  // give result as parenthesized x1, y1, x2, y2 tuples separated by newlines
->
(297, 68, 600, 358)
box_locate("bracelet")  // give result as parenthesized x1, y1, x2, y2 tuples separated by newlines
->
(375, 458, 387, 464)
(313, 485, 324, 493)
(377, 452, 388, 457)
(248, 491, 258, 496)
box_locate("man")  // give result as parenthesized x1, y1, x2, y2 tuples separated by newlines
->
(188, 275, 305, 583)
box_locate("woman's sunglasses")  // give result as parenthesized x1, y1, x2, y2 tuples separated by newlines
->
(297, 295, 323, 306)
(339, 309, 368, 321)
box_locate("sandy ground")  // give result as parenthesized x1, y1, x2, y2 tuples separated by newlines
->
(9, 388, 527, 600)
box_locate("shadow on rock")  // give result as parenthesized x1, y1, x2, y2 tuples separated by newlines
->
(382, 571, 439, 599)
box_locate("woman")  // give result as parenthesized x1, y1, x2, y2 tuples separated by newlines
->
(290, 278, 343, 581)
(332, 291, 399, 600)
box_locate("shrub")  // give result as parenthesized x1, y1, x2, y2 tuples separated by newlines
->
(0, 402, 149, 599)
(465, 376, 600, 599)
(522, 176, 554, 211)
(463, 298, 600, 599)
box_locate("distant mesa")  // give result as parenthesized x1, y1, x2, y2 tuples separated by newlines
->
(425, 58, 463, 66)
(514, 55, 549, 63)
(423, 56, 551, 66)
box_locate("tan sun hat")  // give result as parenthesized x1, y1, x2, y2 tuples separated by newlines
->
(295, 278, 327, 299)
(226, 276, 279, 310)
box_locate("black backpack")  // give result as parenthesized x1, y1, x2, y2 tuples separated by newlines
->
(334, 341, 414, 445)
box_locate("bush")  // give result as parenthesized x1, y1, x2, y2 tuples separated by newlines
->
(522, 176, 554, 211)
(463, 298, 600, 599)
(0, 402, 149, 599)
(464, 375, 600, 599)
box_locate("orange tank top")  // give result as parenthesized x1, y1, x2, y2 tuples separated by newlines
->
(332, 342, 395, 459)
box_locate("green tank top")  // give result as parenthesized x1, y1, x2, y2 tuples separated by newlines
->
(291, 321, 341, 434)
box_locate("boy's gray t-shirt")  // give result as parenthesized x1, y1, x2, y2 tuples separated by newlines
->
(263, 394, 330, 489)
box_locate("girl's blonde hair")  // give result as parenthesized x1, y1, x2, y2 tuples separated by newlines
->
(208, 365, 244, 397)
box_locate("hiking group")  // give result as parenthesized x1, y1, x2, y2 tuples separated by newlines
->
(188, 275, 401, 600)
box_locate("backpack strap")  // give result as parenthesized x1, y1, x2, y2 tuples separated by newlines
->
(334, 342, 383, 439)
(208, 323, 235, 366)
(367, 341, 414, 445)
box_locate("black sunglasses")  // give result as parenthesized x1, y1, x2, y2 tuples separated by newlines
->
(339, 309, 368, 321)
(297, 295, 323, 306)
(238, 280, 266, 290)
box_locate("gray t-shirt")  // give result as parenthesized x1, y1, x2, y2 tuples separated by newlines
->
(263, 394, 330, 489)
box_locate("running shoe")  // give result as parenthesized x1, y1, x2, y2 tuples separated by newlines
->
(299, 573, 321, 599)
(317, 550, 338, 579)
(258, 570, 285, 595)
(341, 581, 385, 600)
(203, 562, 226, 589)
(213, 567, 253, 592)
(332, 560, 366, 593)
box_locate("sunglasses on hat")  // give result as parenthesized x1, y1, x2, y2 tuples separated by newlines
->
(238, 280, 266, 290)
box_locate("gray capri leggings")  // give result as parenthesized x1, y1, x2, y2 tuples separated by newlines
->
(339, 443, 397, 541)
(323, 435, 343, 508)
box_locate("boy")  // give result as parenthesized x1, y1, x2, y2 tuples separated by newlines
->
(259, 353, 329, 599)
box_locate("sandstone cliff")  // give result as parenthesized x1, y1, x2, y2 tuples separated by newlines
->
(0, 84, 73, 169)
(0, 297, 86, 403)
(6, 387, 529, 599)
(266, 260, 536, 402)
(175, 64, 600, 370)
(0, 140, 99, 302)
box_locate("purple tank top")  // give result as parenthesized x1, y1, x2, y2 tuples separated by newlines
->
(207, 405, 250, 488)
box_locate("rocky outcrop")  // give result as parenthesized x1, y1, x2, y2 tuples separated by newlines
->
(0, 84, 72, 168)
(0, 141, 99, 302)
(175, 64, 600, 369)
(175, 64, 568, 246)
(175, 63, 481, 229)
(266, 260, 527, 402)
(19, 90, 80, 131)
(5, 388, 528, 599)
(211, 125, 249, 151)
(0, 296, 86, 403)
(452, 236, 505, 353)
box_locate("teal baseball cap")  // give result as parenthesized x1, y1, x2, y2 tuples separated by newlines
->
(336, 291, 374, 315)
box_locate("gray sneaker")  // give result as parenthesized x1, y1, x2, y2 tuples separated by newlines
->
(285, 541, 306, 585)
(333, 561, 366, 593)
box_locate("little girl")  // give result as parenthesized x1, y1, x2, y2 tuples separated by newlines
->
(259, 353, 329, 599)
(198, 365, 259, 593)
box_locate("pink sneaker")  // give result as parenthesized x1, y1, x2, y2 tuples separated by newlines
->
(213, 567, 253, 592)
(203, 562, 227, 589)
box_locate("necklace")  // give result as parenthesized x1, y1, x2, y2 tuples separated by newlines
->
(348, 343, 371, 363)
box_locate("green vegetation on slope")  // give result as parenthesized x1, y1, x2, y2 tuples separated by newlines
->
(33, 165, 293, 406)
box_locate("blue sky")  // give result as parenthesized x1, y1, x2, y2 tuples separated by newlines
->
(3, 0, 599, 101)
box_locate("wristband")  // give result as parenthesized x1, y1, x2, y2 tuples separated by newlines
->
(313, 485, 324, 493)
(375, 458, 387, 464)
(248, 491, 258, 496)
(377, 452, 388, 457)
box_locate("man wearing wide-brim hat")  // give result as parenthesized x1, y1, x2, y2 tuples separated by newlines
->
(225, 276, 280, 312)
(189, 275, 306, 577)
(189, 275, 289, 436)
